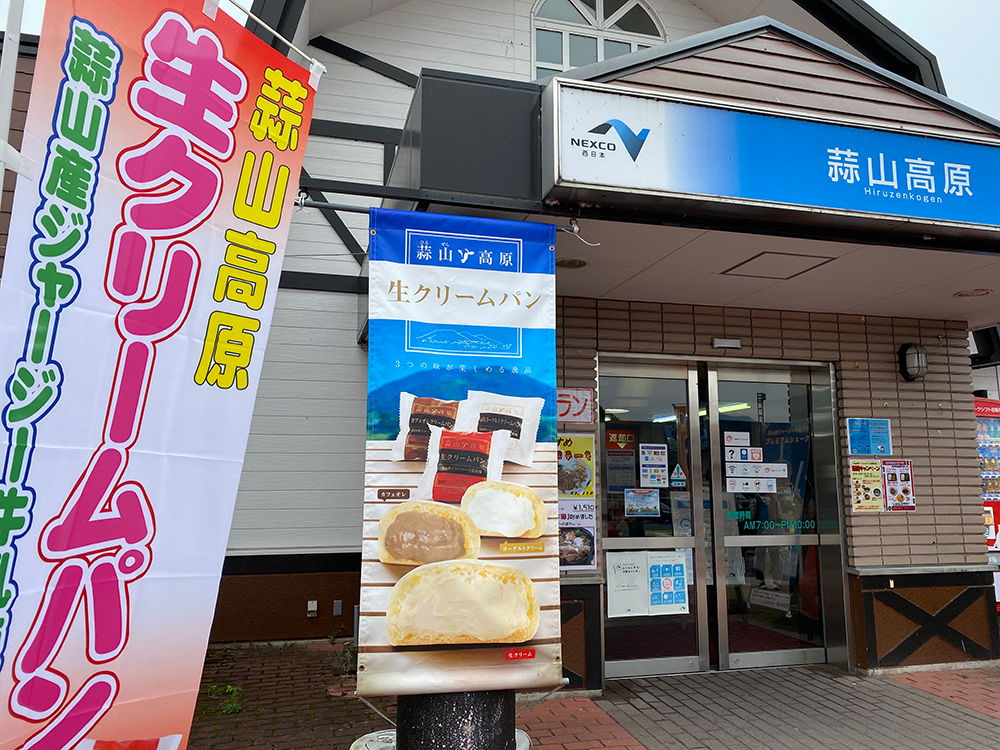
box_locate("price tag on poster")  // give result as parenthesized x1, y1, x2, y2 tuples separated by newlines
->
(558, 434, 594, 497)
(558, 499, 597, 571)
(882, 459, 915, 511)
(640, 443, 670, 486)
(850, 459, 885, 512)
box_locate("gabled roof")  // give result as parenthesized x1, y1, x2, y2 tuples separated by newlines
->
(561, 17, 1000, 143)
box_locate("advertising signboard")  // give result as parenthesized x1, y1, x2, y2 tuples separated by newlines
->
(0, 1, 314, 747)
(544, 79, 1000, 231)
(360, 208, 561, 697)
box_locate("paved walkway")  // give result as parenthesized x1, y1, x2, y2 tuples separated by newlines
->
(189, 642, 1000, 750)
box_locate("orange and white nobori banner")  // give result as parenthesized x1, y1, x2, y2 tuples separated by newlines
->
(0, 1, 314, 748)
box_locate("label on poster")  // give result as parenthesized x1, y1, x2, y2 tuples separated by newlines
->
(556, 388, 593, 424)
(726, 477, 777, 493)
(606, 449, 636, 492)
(648, 551, 689, 615)
(640, 443, 670, 486)
(724, 446, 763, 462)
(558, 499, 597, 571)
(607, 551, 688, 617)
(361, 209, 560, 697)
(669, 464, 687, 488)
(850, 459, 885, 512)
(882, 459, 915, 511)
(847, 418, 893, 456)
(0, 1, 315, 746)
(724, 432, 751, 446)
(726, 462, 788, 478)
(558, 434, 594, 497)
(625, 488, 661, 517)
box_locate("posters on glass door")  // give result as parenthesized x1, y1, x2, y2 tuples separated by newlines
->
(558, 499, 597, 571)
(558, 435, 594, 497)
(607, 551, 689, 617)
(640, 443, 670, 487)
(606, 429, 637, 492)
(625, 488, 660, 517)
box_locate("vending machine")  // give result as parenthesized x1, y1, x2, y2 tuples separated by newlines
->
(975, 398, 1000, 612)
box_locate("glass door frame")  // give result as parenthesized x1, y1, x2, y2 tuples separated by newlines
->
(600, 359, 711, 677)
(598, 354, 851, 677)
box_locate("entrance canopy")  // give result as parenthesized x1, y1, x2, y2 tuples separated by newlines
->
(380, 18, 1000, 328)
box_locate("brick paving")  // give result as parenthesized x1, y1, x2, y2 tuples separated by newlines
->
(890, 667, 1000, 721)
(598, 665, 1000, 750)
(190, 643, 1000, 750)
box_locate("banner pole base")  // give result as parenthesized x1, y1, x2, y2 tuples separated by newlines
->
(395, 690, 516, 750)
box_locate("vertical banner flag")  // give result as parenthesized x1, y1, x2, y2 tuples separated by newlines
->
(361, 208, 561, 696)
(0, 1, 313, 748)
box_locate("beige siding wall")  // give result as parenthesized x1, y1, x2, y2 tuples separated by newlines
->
(0, 52, 35, 271)
(292, 0, 720, 273)
(227, 289, 368, 554)
(557, 296, 985, 569)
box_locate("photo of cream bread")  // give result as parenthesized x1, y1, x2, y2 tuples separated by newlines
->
(461, 480, 547, 538)
(378, 501, 480, 566)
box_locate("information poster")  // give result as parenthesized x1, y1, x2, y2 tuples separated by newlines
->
(724, 432, 750, 446)
(361, 209, 560, 697)
(625, 488, 660, 517)
(557, 434, 595, 497)
(607, 551, 688, 617)
(640, 443, 669, 487)
(558, 499, 597, 570)
(883, 459, 915, 511)
(0, 1, 314, 747)
(850, 459, 885, 512)
(606, 449, 636, 491)
(848, 418, 893, 456)
(648, 551, 689, 615)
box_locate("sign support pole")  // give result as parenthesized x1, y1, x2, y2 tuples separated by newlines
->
(396, 690, 516, 750)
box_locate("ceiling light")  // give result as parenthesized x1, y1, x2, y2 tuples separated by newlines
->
(604, 408, 629, 414)
(555, 258, 587, 269)
(953, 289, 992, 298)
(653, 403, 751, 423)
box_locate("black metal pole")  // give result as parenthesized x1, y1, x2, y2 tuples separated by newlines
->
(396, 690, 516, 750)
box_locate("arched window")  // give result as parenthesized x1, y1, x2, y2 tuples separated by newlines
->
(532, 0, 665, 79)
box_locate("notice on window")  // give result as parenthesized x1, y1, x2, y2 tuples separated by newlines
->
(723, 446, 763, 462)
(850, 459, 885, 512)
(883, 459, 915, 511)
(558, 434, 594, 497)
(607, 552, 649, 617)
(640, 443, 670, 486)
(558, 499, 597, 571)
(606, 449, 636, 492)
(724, 431, 751, 446)
(648, 551, 689, 615)
(607, 551, 689, 618)
(625, 488, 660, 517)
(847, 418, 892, 456)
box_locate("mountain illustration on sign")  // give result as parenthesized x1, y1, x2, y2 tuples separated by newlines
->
(414, 329, 513, 352)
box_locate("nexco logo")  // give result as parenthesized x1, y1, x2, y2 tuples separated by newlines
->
(571, 119, 650, 161)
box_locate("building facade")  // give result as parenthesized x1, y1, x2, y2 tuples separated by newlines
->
(3, 0, 999, 686)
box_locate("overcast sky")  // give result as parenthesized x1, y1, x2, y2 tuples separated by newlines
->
(1, 0, 998, 120)
(865, 0, 1000, 121)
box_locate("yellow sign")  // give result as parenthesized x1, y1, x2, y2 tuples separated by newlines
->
(558, 434, 595, 497)
(850, 459, 885, 512)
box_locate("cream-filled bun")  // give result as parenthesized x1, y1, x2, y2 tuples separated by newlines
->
(386, 560, 539, 646)
(460, 481, 547, 538)
(377, 501, 480, 566)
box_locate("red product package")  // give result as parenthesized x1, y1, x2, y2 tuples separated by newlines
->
(417, 426, 510, 502)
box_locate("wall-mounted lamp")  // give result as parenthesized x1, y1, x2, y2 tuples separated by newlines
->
(898, 343, 928, 381)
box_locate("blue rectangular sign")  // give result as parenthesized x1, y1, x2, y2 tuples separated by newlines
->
(556, 82, 1000, 229)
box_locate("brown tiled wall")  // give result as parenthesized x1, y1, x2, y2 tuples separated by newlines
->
(0, 49, 35, 273)
(557, 296, 985, 569)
